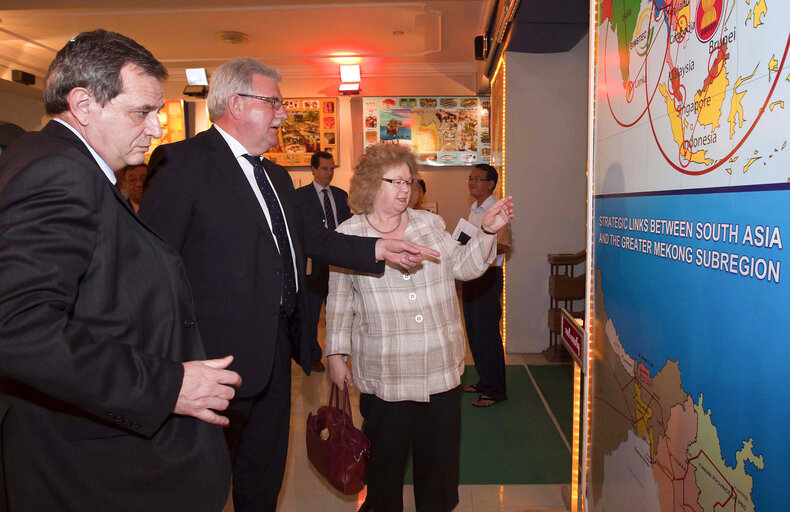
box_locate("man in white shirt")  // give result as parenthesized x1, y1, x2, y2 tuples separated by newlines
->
(462, 163, 512, 407)
(295, 151, 352, 372)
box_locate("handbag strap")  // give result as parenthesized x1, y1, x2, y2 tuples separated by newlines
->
(327, 382, 354, 420)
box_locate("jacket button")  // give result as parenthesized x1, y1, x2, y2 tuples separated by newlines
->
(183, 318, 195, 328)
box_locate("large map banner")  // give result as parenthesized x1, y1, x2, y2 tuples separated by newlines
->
(363, 96, 490, 166)
(589, 1, 789, 511)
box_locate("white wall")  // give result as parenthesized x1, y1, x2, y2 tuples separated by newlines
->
(504, 36, 589, 353)
(0, 79, 47, 131)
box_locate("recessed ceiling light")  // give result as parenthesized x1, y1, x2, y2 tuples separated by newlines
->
(216, 31, 250, 44)
(393, 30, 404, 36)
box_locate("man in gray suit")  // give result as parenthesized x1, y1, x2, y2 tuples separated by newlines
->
(0, 30, 240, 511)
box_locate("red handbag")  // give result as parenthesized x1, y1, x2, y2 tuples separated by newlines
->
(306, 383, 370, 494)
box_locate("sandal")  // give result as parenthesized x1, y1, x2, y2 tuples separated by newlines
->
(462, 385, 480, 393)
(472, 395, 506, 407)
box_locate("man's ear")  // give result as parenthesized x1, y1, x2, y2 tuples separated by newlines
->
(227, 94, 244, 120)
(67, 87, 94, 126)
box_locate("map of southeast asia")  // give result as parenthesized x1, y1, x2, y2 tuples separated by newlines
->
(595, 0, 790, 192)
(590, 1, 789, 510)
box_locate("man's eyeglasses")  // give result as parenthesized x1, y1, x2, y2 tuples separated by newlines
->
(382, 178, 415, 187)
(237, 93, 284, 110)
(466, 177, 492, 183)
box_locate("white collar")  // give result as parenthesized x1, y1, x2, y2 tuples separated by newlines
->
(53, 118, 117, 185)
(214, 123, 256, 160)
(470, 194, 496, 212)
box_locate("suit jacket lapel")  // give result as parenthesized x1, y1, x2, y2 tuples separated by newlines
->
(204, 127, 280, 252)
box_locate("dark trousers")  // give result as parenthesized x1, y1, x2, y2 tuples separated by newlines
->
(305, 273, 328, 361)
(462, 266, 507, 401)
(223, 315, 292, 512)
(359, 387, 461, 512)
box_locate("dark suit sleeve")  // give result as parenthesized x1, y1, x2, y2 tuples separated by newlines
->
(286, 181, 382, 274)
(0, 154, 183, 437)
(140, 144, 195, 251)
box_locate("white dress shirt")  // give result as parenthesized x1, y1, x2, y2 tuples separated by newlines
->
(468, 194, 511, 267)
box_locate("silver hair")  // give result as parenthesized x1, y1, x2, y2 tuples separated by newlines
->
(207, 58, 281, 121)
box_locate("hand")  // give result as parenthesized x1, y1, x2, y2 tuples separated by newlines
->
(326, 354, 354, 389)
(174, 355, 242, 426)
(374, 239, 441, 270)
(481, 196, 515, 233)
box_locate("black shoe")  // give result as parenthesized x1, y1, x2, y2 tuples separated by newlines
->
(311, 359, 326, 372)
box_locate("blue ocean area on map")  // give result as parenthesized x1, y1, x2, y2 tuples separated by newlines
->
(594, 187, 790, 510)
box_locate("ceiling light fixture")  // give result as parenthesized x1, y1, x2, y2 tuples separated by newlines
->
(216, 31, 250, 44)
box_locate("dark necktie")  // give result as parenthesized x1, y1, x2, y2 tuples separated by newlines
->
(242, 154, 296, 316)
(322, 189, 336, 231)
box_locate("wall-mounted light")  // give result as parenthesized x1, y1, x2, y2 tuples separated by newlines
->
(339, 64, 361, 95)
(338, 83, 361, 95)
(339, 64, 361, 83)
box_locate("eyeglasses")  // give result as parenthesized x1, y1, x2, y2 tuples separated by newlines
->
(381, 178, 415, 187)
(466, 177, 492, 183)
(237, 93, 284, 110)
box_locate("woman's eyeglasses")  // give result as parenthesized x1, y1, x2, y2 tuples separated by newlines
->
(382, 178, 416, 187)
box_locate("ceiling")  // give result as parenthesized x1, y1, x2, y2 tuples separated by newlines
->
(0, 0, 494, 97)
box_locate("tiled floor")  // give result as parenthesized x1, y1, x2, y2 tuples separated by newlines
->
(224, 330, 572, 511)
(280, 354, 570, 512)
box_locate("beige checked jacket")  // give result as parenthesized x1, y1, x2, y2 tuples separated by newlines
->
(325, 209, 496, 402)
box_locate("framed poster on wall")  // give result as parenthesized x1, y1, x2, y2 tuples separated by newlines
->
(264, 97, 338, 166)
(362, 96, 490, 166)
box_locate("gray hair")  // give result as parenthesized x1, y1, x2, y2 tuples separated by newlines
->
(44, 29, 167, 115)
(207, 58, 281, 121)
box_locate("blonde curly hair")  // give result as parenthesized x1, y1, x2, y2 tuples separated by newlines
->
(348, 144, 421, 214)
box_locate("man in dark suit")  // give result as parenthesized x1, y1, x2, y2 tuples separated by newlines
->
(140, 58, 436, 511)
(295, 150, 351, 372)
(0, 30, 241, 512)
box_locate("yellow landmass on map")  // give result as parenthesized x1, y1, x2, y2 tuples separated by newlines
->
(412, 116, 440, 153)
(688, 394, 761, 512)
(658, 84, 710, 164)
(769, 54, 778, 74)
(675, 4, 690, 36)
(744, 157, 761, 173)
(695, 63, 729, 131)
(633, 382, 655, 458)
(753, 0, 767, 28)
(769, 101, 784, 111)
(728, 64, 759, 138)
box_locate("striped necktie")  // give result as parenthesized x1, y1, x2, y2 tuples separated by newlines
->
(322, 189, 336, 231)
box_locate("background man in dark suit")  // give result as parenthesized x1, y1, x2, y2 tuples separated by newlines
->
(295, 150, 352, 372)
(140, 58, 436, 511)
(0, 30, 241, 511)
